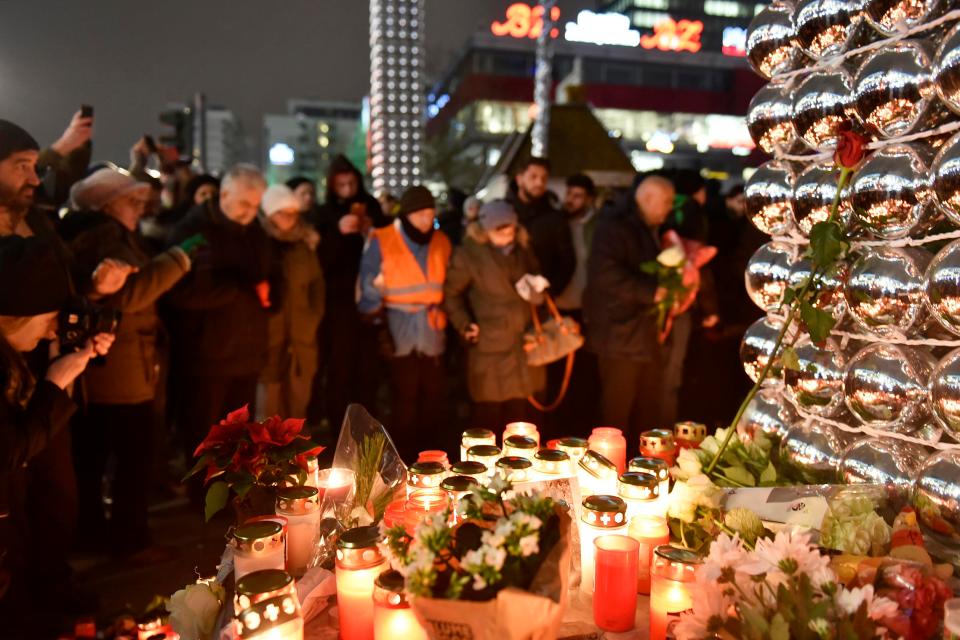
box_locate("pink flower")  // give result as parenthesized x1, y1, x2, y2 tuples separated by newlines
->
(675, 579, 733, 640)
(739, 530, 830, 581)
(701, 533, 746, 582)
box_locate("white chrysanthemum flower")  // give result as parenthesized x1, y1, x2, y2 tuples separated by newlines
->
(673, 579, 731, 640)
(472, 573, 487, 591)
(808, 618, 830, 637)
(700, 533, 746, 582)
(518, 534, 539, 557)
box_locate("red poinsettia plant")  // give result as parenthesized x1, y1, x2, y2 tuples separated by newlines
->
(184, 405, 324, 521)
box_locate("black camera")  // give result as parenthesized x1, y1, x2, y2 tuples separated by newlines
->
(58, 299, 121, 352)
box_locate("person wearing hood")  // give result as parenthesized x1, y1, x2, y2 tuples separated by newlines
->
(309, 154, 388, 430)
(59, 167, 198, 561)
(444, 200, 545, 428)
(257, 184, 325, 421)
(505, 157, 576, 295)
(358, 186, 450, 462)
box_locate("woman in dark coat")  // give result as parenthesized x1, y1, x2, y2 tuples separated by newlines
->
(443, 200, 544, 428)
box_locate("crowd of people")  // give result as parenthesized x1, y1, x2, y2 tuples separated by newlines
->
(0, 112, 762, 631)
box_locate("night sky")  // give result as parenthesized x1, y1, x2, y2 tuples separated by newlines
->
(0, 0, 592, 165)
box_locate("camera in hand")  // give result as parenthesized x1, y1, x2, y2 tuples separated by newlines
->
(58, 299, 120, 352)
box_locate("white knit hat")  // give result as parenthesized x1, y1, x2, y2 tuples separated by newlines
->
(70, 168, 151, 211)
(261, 184, 300, 217)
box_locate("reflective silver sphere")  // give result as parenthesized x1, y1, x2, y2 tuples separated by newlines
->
(865, 0, 943, 37)
(844, 343, 935, 432)
(853, 40, 935, 139)
(845, 248, 930, 337)
(850, 144, 934, 239)
(746, 161, 796, 236)
(748, 79, 801, 154)
(792, 161, 853, 235)
(929, 348, 960, 437)
(912, 450, 960, 544)
(783, 337, 848, 416)
(931, 131, 960, 225)
(925, 240, 960, 336)
(792, 68, 855, 151)
(781, 420, 853, 483)
(788, 258, 848, 321)
(794, 0, 865, 60)
(747, 0, 802, 79)
(746, 241, 797, 311)
(840, 437, 927, 499)
(935, 22, 960, 115)
(740, 315, 795, 382)
(737, 387, 798, 443)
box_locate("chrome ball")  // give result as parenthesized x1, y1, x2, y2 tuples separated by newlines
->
(850, 144, 934, 240)
(792, 68, 855, 151)
(912, 450, 960, 544)
(865, 0, 944, 37)
(781, 420, 854, 483)
(740, 315, 795, 383)
(788, 257, 849, 321)
(844, 343, 935, 432)
(852, 40, 935, 139)
(748, 79, 801, 154)
(845, 247, 930, 337)
(931, 131, 960, 226)
(747, 0, 803, 79)
(746, 241, 798, 311)
(929, 348, 960, 437)
(783, 337, 848, 417)
(839, 437, 927, 498)
(925, 239, 960, 336)
(736, 386, 798, 443)
(792, 161, 853, 235)
(794, 0, 865, 60)
(746, 160, 796, 236)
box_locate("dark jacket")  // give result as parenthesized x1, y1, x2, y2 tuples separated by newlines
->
(59, 210, 190, 403)
(309, 155, 388, 307)
(583, 198, 661, 362)
(444, 224, 545, 402)
(506, 181, 576, 295)
(165, 201, 279, 377)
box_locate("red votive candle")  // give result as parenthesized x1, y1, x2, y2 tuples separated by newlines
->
(640, 429, 677, 467)
(403, 489, 448, 535)
(589, 427, 627, 474)
(593, 535, 640, 632)
(417, 450, 450, 468)
(317, 467, 355, 504)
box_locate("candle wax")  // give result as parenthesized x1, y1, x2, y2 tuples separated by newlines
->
(374, 606, 428, 640)
(650, 580, 693, 640)
(336, 560, 387, 640)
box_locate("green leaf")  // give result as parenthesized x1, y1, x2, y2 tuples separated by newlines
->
(182, 454, 211, 482)
(781, 346, 800, 372)
(640, 261, 659, 274)
(760, 461, 778, 485)
(721, 465, 756, 487)
(204, 481, 230, 522)
(740, 606, 771, 638)
(770, 613, 791, 640)
(808, 220, 847, 269)
(233, 479, 253, 499)
(799, 301, 835, 344)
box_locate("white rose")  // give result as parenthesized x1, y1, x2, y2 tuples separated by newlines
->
(674, 448, 703, 481)
(687, 474, 723, 510)
(168, 583, 223, 640)
(668, 480, 698, 523)
(657, 246, 685, 268)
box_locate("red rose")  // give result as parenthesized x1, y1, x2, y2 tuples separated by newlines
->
(834, 120, 867, 169)
(193, 421, 248, 457)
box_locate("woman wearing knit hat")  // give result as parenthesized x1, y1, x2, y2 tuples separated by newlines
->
(257, 184, 325, 421)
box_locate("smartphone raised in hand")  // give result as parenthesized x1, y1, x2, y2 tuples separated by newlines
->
(80, 104, 94, 119)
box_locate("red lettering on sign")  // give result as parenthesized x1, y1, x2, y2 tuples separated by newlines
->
(491, 3, 560, 39)
(639, 18, 703, 53)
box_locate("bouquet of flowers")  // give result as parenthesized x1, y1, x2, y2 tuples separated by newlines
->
(184, 405, 324, 521)
(167, 578, 225, 640)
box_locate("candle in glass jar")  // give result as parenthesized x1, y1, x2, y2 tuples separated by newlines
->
(578, 450, 619, 498)
(640, 430, 677, 467)
(407, 461, 447, 496)
(317, 467, 355, 504)
(628, 516, 670, 594)
(417, 450, 449, 468)
(449, 460, 488, 483)
(383, 498, 406, 529)
(503, 435, 538, 460)
(556, 437, 588, 462)
(503, 421, 540, 446)
(373, 570, 428, 640)
(629, 457, 671, 512)
(440, 475, 479, 523)
(579, 495, 628, 595)
(233, 522, 286, 583)
(234, 569, 303, 640)
(403, 489, 449, 534)
(533, 449, 574, 478)
(650, 545, 701, 640)
(460, 428, 496, 461)
(674, 422, 707, 450)
(617, 472, 664, 520)
(593, 535, 639, 632)
(466, 444, 501, 475)
(496, 456, 533, 483)
(336, 526, 388, 640)
(275, 486, 320, 578)
(588, 427, 627, 474)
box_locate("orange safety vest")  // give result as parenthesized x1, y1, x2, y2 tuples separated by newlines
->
(374, 222, 451, 330)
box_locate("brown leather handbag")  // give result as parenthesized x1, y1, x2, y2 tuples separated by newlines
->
(524, 294, 584, 411)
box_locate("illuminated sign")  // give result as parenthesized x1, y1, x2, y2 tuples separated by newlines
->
(491, 2, 560, 39)
(564, 11, 640, 47)
(722, 26, 747, 57)
(269, 142, 295, 166)
(639, 18, 703, 53)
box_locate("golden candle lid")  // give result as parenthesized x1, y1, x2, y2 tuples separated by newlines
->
(496, 456, 533, 470)
(581, 495, 627, 527)
(535, 449, 569, 462)
(337, 525, 385, 569)
(628, 456, 670, 481)
(275, 486, 319, 515)
(578, 449, 617, 479)
(440, 475, 479, 492)
(641, 429, 675, 450)
(235, 593, 301, 639)
(462, 428, 495, 440)
(235, 569, 294, 606)
(337, 525, 382, 550)
(617, 472, 659, 501)
(450, 460, 487, 476)
(557, 437, 588, 449)
(504, 435, 537, 450)
(675, 421, 706, 440)
(408, 461, 446, 476)
(467, 444, 501, 458)
(233, 521, 284, 554)
(654, 545, 703, 565)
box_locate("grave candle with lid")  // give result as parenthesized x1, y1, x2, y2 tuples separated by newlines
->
(629, 456, 671, 511)
(440, 475, 479, 524)
(466, 444, 501, 475)
(233, 521, 286, 582)
(460, 428, 496, 461)
(578, 495, 628, 595)
(234, 569, 303, 639)
(640, 429, 677, 466)
(617, 472, 663, 520)
(578, 450, 618, 497)
(588, 427, 627, 474)
(496, 456, 533, 483)
(533, 448, 574, 479)
(503, 421, 540, 446)
(503, 435, 538, 461)
(406, 461, 447, 496)
(449, 460, 488, 483)
(275, 486, 320, 578)
(650, 545, 701, 640)
(556, 437, 588, 462)
(336, 526, 388, 640)
(373, 570, 428, 640)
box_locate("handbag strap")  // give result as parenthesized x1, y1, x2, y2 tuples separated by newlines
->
(529, 301, 543, 336)
(527, 351, 575, 412)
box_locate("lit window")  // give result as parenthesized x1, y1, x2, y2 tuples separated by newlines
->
(632, 11, 671, 28)
(704, 0, 743, 17)
(632, 0, 668, 9)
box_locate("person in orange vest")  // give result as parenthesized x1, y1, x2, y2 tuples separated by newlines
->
(358, 185, 451, 463)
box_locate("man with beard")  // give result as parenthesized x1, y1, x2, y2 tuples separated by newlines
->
(308, 155, 389, 432)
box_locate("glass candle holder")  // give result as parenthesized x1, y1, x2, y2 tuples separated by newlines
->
(617, 472, 663, 520)
(417, 450, 449, 468)
(466, 444, 501, 475)
(628, 516, 670, 595)
(407, 461, 447, 496)
(234, 569, 303, 639)
(503, 435, 538, 460)
(578, 450, 619, 498)
(403, 489, 449, 535)
(275, 486, 320, 578)
(496, 456, 533, 483)
(579, 495, 628, 595)
(383, 498, 406, 529)
(533, 448, 574, 478)
(556, 437, 589, 461)
(440, 475, 479, 523)
(650, 545, 702, 640)
(373, 570, 429, 640)
(628, 457, 671, 511)
(336, 526, 388, 640)
(460, 428, 496, 461)
(317, 467, 355, 505)
(593, 535, 640, 632)
(674, 422, 707, 449)
(303, 457, 320, 489)
(504, 421, 540, 446)
(234, 521, 286, 582)
(640, 430, 677, 467)
(588, 427, 627, 474)
(450, 460, 488, 483)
